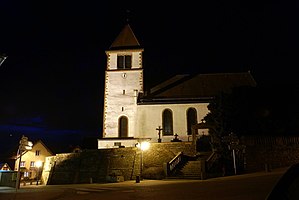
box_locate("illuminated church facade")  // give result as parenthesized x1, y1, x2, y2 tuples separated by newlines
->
(98, 24, 256, 149)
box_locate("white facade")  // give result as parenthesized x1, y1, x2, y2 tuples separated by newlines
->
(136, 103, 210, 142)
(99, 24, 211, 149)
(98, 25, 225, 149)
(103, 50, 144, 138)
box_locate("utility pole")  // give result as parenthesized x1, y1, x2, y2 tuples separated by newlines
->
(15, 135, 33, 191)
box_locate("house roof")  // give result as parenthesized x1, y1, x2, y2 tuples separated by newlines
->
(12, 139, 55, 160)
(109, 24, 141, 50)
(138, 71, 256, 104)
(33, 139, 55, 156)
(0, 162, 11, 171)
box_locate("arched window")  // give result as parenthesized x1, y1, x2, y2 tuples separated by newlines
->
(162, 109, 173, 136)
(119, 116, 128, 137)
(187, 108, 197, 135)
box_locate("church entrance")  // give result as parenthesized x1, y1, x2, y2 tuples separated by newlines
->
(119, 116, 128, 137)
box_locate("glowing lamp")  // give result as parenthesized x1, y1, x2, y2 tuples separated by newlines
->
(140, 141, 150, 151)
(36, 161, 42, 168)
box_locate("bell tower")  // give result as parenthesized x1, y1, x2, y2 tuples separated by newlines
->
(103, 24, 144, 138)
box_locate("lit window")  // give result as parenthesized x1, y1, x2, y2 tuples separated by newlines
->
(30, 161, 35, 167)
(36, 150, 40, 156)
(117, 55, 132, 69)
(24, 171, 29, 177)
(162, 109, 173, 136)
(20, 161, 25, 167)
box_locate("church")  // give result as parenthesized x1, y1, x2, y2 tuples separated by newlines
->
(98, 24, 256, 149)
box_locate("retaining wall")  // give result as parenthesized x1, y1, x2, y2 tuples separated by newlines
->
(42, 141, 196, 184)
(242, 136, 299, 172)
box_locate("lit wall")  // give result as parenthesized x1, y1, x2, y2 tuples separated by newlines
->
(14, 141, 53, 179)
(103, 51, 143, 138)
(136, 103, 210, 142)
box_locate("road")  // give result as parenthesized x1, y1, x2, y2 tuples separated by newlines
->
(0, 167, 287, 200)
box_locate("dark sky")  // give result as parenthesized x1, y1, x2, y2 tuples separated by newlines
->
(0, 1, 298, 134)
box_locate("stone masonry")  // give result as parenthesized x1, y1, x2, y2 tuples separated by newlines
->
(42, 142, 196, 184)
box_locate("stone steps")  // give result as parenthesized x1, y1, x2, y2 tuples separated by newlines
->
(168, 160, 203, 179)
(166, 152, 214, 180)
(181, 161, 202, 177)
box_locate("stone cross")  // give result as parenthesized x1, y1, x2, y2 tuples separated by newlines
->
(156, 126, 163, 143)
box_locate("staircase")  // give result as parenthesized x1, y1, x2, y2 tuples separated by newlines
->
(167, 152, 213, 179)
(176, 160, 202, 179)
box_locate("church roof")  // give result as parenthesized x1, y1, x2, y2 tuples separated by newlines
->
(109, 24, 141, 50)
(139, 71, 256, 104)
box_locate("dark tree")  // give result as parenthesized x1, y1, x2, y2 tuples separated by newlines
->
(203, 86, 257, 174)
(204, 85, 269, 139)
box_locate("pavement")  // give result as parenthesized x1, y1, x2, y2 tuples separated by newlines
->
(0, 167, 289, 194)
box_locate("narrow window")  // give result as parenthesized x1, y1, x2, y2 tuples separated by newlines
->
(119, 116, 128, 137)
(20, 161, 25, 167)
(117, 55, 124, 69)
(125, 55, 132, 69)
(134, 89, 138, 97)
(35, 150, 40, 156)
(162, 109, 173, 136)
(30, 161, 35, 167)
(187, 108, 198, 135)
(24, 171, 30, 177)
(117, 55, 132, 69)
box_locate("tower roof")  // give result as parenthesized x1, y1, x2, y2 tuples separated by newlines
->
(109, 24, 141, 50)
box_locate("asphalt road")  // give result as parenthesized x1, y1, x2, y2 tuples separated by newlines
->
(0, 167, 287, 200)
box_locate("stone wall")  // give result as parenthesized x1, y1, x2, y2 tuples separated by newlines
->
(41, 136, 299, 184)
(241, 136, 299, 172)
(44, 148, 139, 185)
(42, 142, 196, 184)
(0, 171, 17, 187)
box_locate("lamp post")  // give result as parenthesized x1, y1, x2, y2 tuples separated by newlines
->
(15, 135, 33, 190)
(35, 161, 42, 185)
(136, 141, 150, 183)
(223, 132, 239, 175)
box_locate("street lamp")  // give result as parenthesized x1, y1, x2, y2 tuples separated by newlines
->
(35, 161, 42, 185)
(0, 54, 7, 67)
(136, 141, 150, 183)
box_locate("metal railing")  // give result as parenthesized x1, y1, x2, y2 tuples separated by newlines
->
(164, 152, 183, 177)
(206, 151, 218, 171)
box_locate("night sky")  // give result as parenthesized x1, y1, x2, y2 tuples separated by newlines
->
(0, 1, 298, 158)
